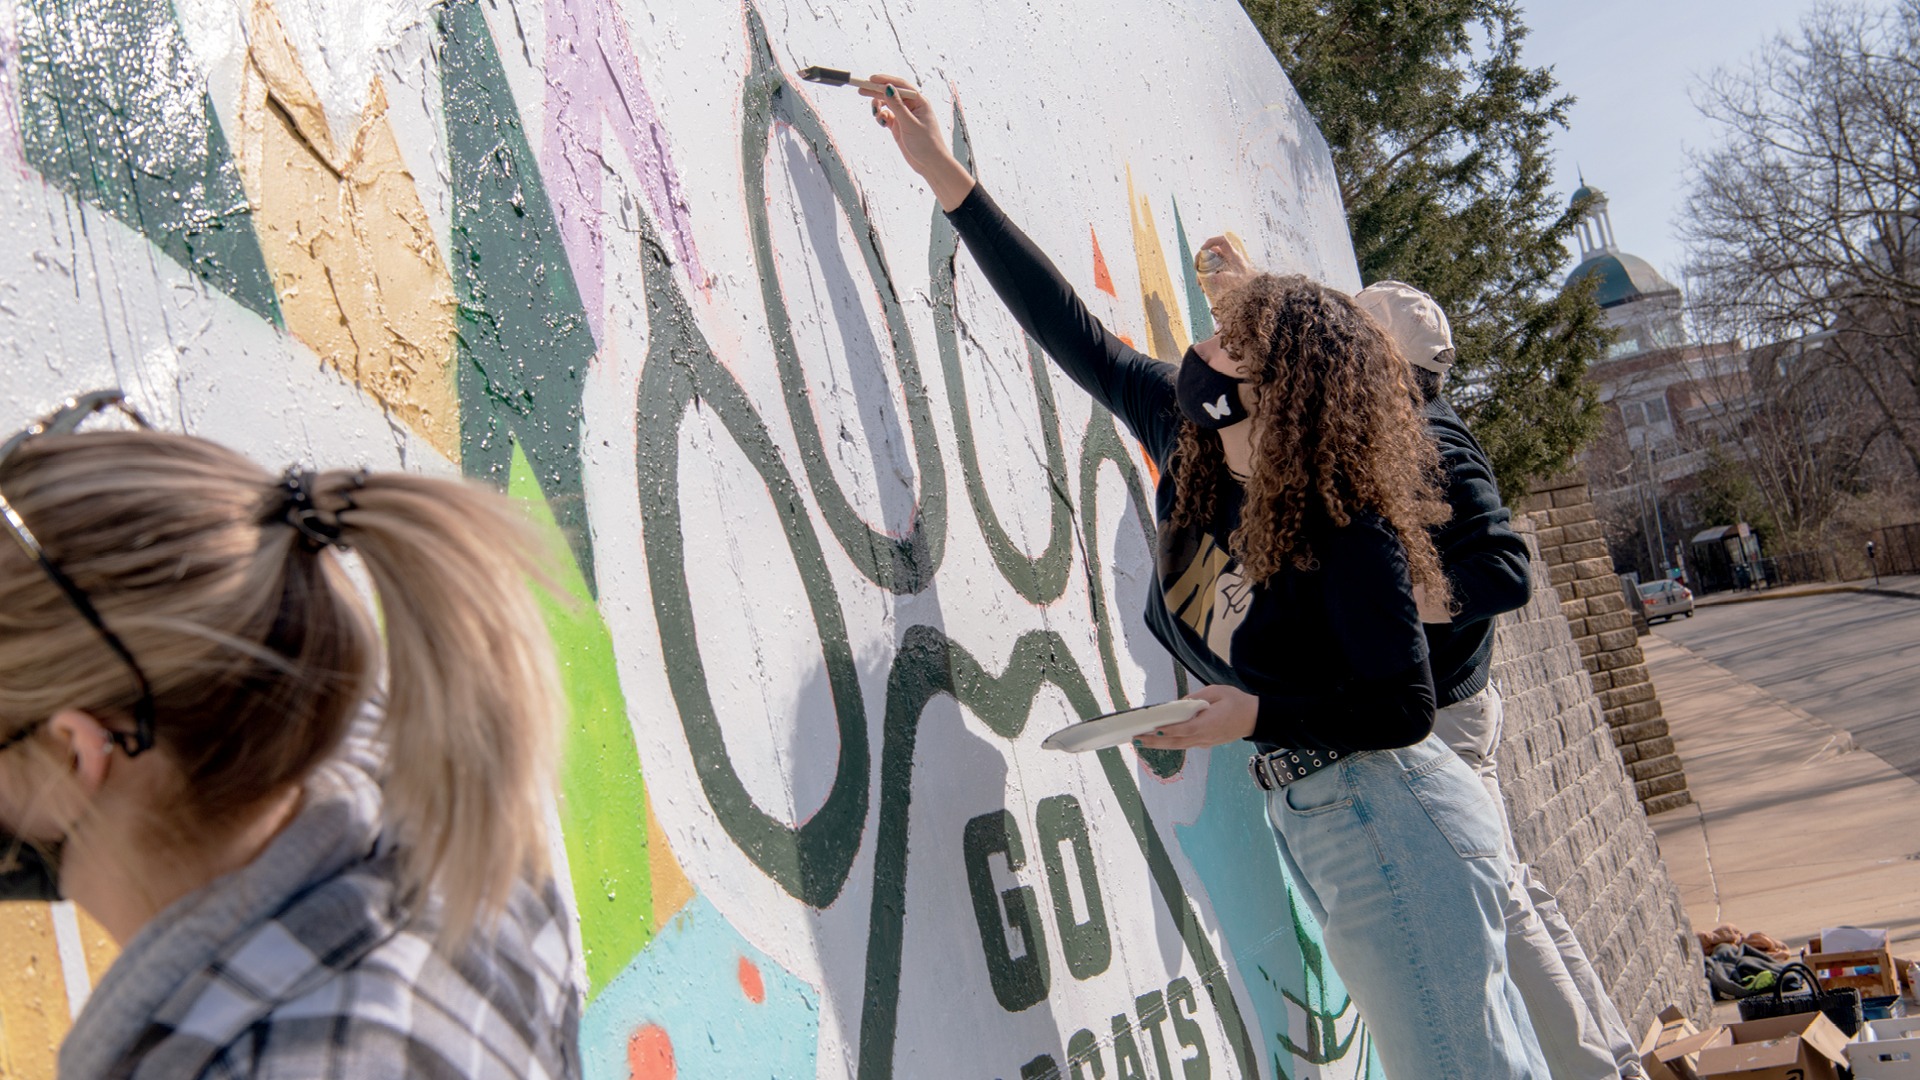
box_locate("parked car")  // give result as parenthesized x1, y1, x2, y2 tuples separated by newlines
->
(1638, 579, 1695, 622)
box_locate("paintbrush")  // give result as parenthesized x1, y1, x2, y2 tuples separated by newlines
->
(797, 66, 922, 100)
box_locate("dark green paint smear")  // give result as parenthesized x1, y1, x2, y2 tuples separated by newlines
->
(856, 625, 1254, 1080)
(1077, 410, 1186, 778)
(442, 0, 596, 588)
(929, 106, 1075, 604)
(17, 0, 279, 323)
(740, 5, 946, 595)
(1172, 199, 1213, 345)
(634, 212, 870, 908)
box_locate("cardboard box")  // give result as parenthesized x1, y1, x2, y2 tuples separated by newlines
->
(1853, 1016, 1920, 1080)
(1805, 945, 1899, 999)
(1695, 1012, 1851, 1080)
(1639, 1005, 1730, 1080)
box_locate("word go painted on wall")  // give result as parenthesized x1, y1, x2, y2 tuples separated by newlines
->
(0, 0, 1384, 1077)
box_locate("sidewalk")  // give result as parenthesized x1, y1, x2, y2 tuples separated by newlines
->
(1694, 572, 1920, 608)
(1643, 633, 1920, 996)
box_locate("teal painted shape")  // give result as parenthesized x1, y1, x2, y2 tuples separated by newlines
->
(16, 0, 279, 323)
(1176, 743, 1381, 1077)
(579, 893, 820, 1080)
(1172, 198, 1214, 343)
(440, 0, 597, 588)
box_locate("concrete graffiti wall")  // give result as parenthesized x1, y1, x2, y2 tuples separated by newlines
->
(0, 1, 1376, 1076)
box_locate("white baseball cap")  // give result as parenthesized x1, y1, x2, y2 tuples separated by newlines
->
(1353, 280, 1453, 373)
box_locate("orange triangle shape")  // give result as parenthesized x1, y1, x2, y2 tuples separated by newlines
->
(1090, 225, 1117, 296)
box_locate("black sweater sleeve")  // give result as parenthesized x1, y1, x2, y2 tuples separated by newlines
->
(1250, 518, 1437, 753)
(944, 186, 1181, 458)
(1428, 402, 1532, 626)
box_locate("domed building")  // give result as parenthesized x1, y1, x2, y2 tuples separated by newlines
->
(1565, 184, 1686, 358)
(1563, 181, 1750, 580)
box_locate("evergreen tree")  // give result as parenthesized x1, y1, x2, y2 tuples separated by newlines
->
(1240, 0, 1609, 495)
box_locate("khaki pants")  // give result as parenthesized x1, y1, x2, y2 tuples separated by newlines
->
(1433, 684, 1647, 1080)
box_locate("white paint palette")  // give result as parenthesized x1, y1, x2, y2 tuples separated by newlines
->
(1042, 699, 1207, 753)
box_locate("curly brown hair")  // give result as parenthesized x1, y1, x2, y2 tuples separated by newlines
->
(1170, 273, 1452, 599)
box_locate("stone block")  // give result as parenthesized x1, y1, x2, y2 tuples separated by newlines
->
(1587, 592, 1629, 616)
(1549, 561, 1576, 587)
(1551, 485, 1592, 509)
(1588, 609, 1635, 635)
(1562, 518, 1606, 545)
(1592, 648, 1644, 674)
(1563, 538, 1611, 562)
(1548, 503, 1597, 526)
(1559, 597, 1589, 622)
(1596, 627, 1639, 652)
(1600, 682, 1657, 711)
(1611, 700, 1662, 726)
(1643, 792, 1693, 815)
(1572, 575, 1621, 600)
(1538, 525, 1568, 550)
(1576, 556, 1616, 580)
(1635, 769, 1689, 801)
(1631, 735, 1676, 761)
(1608, 663, 1650, 689)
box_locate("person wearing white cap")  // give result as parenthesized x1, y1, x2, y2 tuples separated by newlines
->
(1353, 280, 1649, 1080)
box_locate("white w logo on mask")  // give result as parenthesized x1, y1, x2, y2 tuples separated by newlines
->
(1202, 394, 1233, 421)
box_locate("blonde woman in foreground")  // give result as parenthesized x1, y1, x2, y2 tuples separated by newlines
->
(0, 391, 582, 1079)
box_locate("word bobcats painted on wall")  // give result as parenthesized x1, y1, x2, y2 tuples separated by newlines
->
(0, 0, 1377, 1077)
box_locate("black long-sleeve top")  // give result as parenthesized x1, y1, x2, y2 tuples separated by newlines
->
(1422, 395, 1534, 705)
(946, 186, 1434, 755)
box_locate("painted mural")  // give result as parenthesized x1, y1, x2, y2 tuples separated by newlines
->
(0, 1, 1375, 1076)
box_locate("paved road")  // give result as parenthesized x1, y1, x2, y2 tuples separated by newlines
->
(1655, 590, 1920, 783)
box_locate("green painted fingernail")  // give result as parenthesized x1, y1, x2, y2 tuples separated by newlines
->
(886, 85, 895, 97)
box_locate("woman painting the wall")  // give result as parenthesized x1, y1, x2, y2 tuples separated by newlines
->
(861, 78, 1549, 1079)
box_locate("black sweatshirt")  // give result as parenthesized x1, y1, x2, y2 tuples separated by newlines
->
(946, 186, 1434, 755)
(1422, 395, 1534, 706)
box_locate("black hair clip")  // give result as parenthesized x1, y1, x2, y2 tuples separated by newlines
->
(271, 468, 363, 552)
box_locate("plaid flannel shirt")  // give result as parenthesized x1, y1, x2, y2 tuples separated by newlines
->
(60, 734, 583, 1080)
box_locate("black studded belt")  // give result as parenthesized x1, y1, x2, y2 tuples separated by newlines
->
(1248, 746, 1343, 790)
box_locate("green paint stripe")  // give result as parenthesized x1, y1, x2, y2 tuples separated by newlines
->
(508, 446, 653, 993)
(1173, 198, 1214, 344)
(443, 0, 597, 589)
(17, 0, 281, 323)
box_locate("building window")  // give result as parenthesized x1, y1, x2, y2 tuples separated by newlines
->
(1622, 401, 1646, 427)
(1644, 397, 1670, 425)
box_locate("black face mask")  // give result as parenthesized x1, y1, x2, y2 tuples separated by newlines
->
(1176, 346, 1251, 429)
(0, 832, 61, 901)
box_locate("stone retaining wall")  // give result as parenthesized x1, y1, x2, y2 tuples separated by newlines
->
(1518, 471, 1694, 814)
(1492, 520, 1711, 1030)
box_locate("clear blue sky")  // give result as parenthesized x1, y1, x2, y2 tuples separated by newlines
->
(1522, 0, 1827, 285)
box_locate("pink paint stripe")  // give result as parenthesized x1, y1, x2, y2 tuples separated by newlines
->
(542, 0, 706, 336)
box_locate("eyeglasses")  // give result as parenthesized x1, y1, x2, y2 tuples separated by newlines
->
(0, 390, 156, 757)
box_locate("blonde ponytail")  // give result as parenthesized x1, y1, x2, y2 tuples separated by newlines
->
(314, 470, 564, 941)
(0, 432, 564, 944)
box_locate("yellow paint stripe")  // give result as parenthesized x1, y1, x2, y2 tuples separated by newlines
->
(645, 795, 695, 927)
(1126, 167, 1191, 363)
(0, 903, 71, 1079)
(75, 908, 115, 990)
(232, 0, 460, 460)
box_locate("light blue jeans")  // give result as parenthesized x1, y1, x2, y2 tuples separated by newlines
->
(1265, 732, 1550, 1080)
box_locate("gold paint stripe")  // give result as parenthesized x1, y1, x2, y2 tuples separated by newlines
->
(0, 903, 72, 1079)
(232, 0, 460, 460)
(1126, 167, 1191, 363)
(645, 796, 695, 927)
(1164, 535, 1225, 613)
